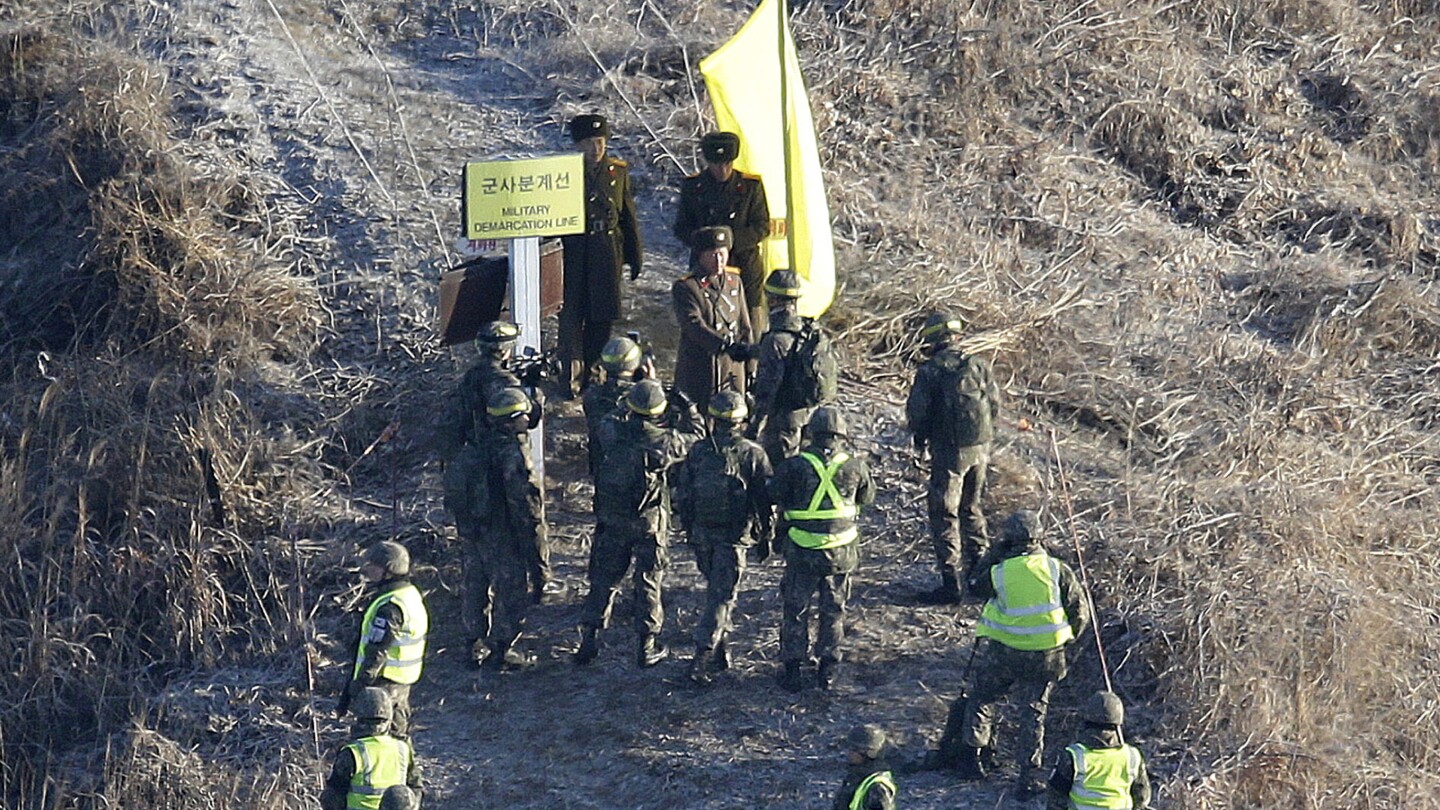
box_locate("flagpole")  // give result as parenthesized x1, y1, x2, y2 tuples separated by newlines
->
(778, 0, 798, 276)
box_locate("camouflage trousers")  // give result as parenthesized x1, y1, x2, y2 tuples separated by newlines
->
(928, 445, 990, 582)
(779, 560, 852, 665)
(689, 526, 748, 651)
(759, 407, 811, 466)
(473, 533, 532, 654)
(460, 534, 491, 644)
(579, 519, 668, 638)
(937, 639, 1068, 773)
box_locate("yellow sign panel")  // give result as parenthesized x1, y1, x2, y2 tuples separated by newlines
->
(463, 154, 586, 240)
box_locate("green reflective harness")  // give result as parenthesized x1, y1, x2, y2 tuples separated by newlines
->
(784, 451, 858, 549)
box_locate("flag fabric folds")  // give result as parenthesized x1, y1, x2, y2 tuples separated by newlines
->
(699, 0, 835, 317)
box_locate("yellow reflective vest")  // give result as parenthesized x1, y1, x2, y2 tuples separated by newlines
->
(848, 769, 896, 810)
(353, 583, 428, 685)
(975, 552, 1074, 651)
(345, 734, 412, 810)
(783, 451, 859, 549)
(1066, 743, 1143, 809)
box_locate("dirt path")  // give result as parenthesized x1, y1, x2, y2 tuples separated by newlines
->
(158, 1, 1037, 806)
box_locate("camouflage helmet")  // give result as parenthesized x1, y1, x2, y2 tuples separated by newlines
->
(486, 387, 531, 424)
(806, 405, 849, 438)
(707, 390, 749, 422)
(626, 379, 668, 417)
(350, 687, 394, 722)
(477, 321, 520, 344)
(846, 725, 887, 759)
(920, 312, 964, 342)
(600, 336, 643, 374)
(1083, 691, 1126, 727)
(379, 786, 418, 810)
(363, 541, 411, 578)
(763, 270, 804, 299)
(1002, 509, 1043, 550)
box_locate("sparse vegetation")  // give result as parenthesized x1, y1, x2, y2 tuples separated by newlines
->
(2, 0, 1438, 807)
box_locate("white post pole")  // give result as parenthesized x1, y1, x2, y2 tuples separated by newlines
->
(509, 236, 545, 484)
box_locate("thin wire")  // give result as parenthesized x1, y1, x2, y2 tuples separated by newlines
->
(1048, 424, 1114, 692)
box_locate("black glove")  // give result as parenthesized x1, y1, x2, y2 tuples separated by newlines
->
(669, 388, 693, 410)
(628, 263, 641, 281)
(724, 342, 755, 362)
(336, 684, 352, 718)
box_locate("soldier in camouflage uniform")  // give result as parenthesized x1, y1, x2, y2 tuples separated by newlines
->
(582, 335, 653, 476)
(559, 113, 643, 397)
(575, 380, 702, 668)
(832, 726, 897, 810)
(673, 131, 771, 331)
(322, 688, 422, 810)
(440, 322, 543, 656)
(925, 511, 1090, 796)
(464, 388, 548, 672)
(729, 269, 836, 464)
(767, 406, 875, 692)
(673, 390, 774, 685)
(905, 313, 1000, 604)
(339, 542, 428, 738)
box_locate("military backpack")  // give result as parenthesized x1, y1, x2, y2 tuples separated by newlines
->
(687, 439, 751, 527)
(939, 351, 995, 447)
(782, 321, 838, 408)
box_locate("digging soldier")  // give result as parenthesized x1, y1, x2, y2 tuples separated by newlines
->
(582, 334, 654, 475)
(832, 726, 898, 810)
(321, 687, 422, 810)
(906, 312, 1001, 604)
(575, 380, 702, 668)
(339, 541, 428, 737)
(673, 131, 771, 331)
(728, 269, 838, 464)
(768, 406, 876, 692)
(1047, 691, 1152, 810)
(672, 225, 754, 408)
(559, 113, 643, 398)
(673, 390, 774, 685)
(923, 510, 1091, 798)
(463, 388, 548, 672)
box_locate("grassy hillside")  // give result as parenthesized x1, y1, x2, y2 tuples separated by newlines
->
(2, 0, 1438, 807)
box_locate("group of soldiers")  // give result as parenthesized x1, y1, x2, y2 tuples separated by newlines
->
(318, 114, 1153, 808)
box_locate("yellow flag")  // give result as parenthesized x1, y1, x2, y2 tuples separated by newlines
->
(700, 0, 835, 317)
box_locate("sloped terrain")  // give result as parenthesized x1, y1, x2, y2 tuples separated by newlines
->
(2, 0, 1438, 808)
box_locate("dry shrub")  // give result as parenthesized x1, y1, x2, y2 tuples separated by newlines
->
(0, 27, 327, 810)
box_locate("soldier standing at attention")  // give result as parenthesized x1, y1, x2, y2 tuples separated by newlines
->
(558, 113, 643, 398)
(673, 131, 771, 331)
(728, 269, 838, 464)
(582, 335, 653, 475)
(673, 390, 774, 685)
(767, 406, 875, 692)
(923, 510, 1090, 798)
(465, 388, 548, 672)
(832, 726, 897, 810)
(574, 380, 701, 668)
(672, 225, 754, 409)
(338, 541, 428, 737)
(321, 688, 422, 810)
(906, 312, 1001, 604)
(1047, 691, 1152, 810)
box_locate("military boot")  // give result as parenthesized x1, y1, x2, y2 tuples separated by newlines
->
(637, 635, 669, 668)
(816, 658, 839, 690)
(916, 571, 964, 605)
(573, 626, 600, 666)
(483, 642, 536, 672)
(712, 639, 730, 672)
(688, 648, 714, 685)
(778, 660, 806, 693)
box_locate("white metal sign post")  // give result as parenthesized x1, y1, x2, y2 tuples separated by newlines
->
(509, 235, 544, 482)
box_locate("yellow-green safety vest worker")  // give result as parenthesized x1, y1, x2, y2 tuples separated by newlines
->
(848, 770, 896, 810)
(344, 735, 412, 810)
(783, 451, 858, 549)
(353, 584, 428, 685)
(1065, 743, 1144, 809)
(975, 552, 1075, 651)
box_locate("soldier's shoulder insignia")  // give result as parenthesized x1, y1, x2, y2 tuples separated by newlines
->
(724, 266, 742, 277)
(677, 272, 696, 282)
(609, 157, 629, 169)
(736, 170, 761, 182)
